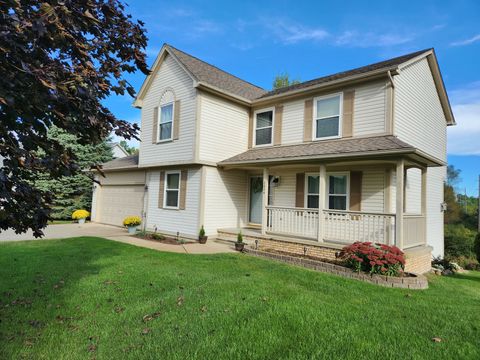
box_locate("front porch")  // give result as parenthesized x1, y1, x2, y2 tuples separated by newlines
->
(221, 158, 429, 250)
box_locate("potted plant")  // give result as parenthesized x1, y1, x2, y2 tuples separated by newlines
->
(198, 225, 208, 244)
(123, 216, 142, 234)
(72, 209, 90, 224)
(235, 231, 245, 251)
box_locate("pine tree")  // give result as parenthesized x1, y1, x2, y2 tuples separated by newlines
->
(34, 127, 113, 220)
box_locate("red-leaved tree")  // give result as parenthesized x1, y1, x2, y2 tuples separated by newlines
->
(0, 0, 149, 236)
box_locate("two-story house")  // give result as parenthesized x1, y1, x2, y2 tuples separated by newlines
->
(91, 44, 455, 274)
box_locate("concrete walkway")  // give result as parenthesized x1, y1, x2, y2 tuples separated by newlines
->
(0, 223, 235, 254)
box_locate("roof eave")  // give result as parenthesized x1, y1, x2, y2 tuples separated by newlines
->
(195, 81, 253, 106)
(133, 44, 198, 108)
(218, 148, 416, 167)
(252, 67, 400, 105)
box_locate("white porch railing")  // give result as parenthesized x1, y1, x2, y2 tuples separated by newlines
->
(266, 206, 318, 239)
(323, 210, 396, 245)
(403, 215, 426, 249)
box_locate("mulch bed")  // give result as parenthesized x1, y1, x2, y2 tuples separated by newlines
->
(135, 233, 195, 246)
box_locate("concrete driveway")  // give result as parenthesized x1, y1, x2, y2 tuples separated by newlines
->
(0, 223, 235, 254)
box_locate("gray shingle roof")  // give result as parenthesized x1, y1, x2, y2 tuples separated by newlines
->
(257, 49, 431, 99)
(167, 45, 267, 101)
(101, 154, 139, 170)
(219, 136, 414, 165)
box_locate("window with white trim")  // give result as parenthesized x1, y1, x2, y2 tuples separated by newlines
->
(306, 175, 319, 209)
(164, 171, 180, 208)
(158, 102, 174, 141)
(314, 94, 341, 140)
(328, 174, 348, 210)
(255, 108, 274, 146)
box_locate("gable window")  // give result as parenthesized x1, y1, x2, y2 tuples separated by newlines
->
(306, 175, 319, 208)
(328, 174, 348, 210)
(314, 94, 342, 140)
(164, 171, 180, 208)
(254, 108, 274, 146)
(158, 103, 174, 141)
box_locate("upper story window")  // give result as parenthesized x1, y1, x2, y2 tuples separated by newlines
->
(314, 93, 342, 140)
(254, 108, 274, 146)
(158, 102, 174, 141)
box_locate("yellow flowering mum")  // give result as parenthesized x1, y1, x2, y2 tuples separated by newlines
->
(72, 209, 90, 220)
(123, 216, 141, 227)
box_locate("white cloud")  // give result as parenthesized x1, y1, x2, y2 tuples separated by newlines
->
(264, 19, 329, 44)
(447, 82, 480, 155)
(335, 30, 413, 47)
(450, 34, 480, 46)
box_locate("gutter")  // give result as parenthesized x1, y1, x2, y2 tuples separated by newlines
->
(218, 148, 416, 167)
(252, 67, 400, 105)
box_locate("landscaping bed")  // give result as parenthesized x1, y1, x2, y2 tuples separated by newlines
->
(244, 247, 425, 289)
(134, 231, 195, 245)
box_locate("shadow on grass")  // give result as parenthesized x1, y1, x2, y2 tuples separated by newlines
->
(0, 237, 124, 356)
(450, 272, 480, 283)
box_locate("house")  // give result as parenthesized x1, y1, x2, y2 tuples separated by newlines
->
(91, 44, 455, 274)
(108, 142, 129, 159)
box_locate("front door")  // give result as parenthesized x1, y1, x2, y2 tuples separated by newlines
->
(249, 176, 263, 224)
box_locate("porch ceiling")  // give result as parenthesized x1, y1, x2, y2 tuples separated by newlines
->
(218, 135, 444, 169)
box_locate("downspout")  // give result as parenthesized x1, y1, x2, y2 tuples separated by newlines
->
(142, 171, 150, 232)
(387, 70, 396, 135)
(387, 70, 395, 88)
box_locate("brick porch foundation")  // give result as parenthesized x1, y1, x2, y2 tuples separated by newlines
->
(218, 229, 433, 274)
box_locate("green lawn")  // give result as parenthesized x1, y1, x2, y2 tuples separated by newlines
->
(1, 238, 479, 359)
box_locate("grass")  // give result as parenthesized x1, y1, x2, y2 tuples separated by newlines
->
(47, 220, 75, 225)
(0, 237, 479, 359)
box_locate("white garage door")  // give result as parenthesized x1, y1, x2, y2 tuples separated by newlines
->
(97, 185, 144, 226)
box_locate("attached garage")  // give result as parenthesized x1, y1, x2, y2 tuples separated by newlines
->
(95, 184, 145, 226)
(91, 155, 146, 227)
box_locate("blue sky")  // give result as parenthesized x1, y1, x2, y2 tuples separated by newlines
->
(105, 0, 480, 195)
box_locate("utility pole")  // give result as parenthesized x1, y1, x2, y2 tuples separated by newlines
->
(478, 175, 480, 232)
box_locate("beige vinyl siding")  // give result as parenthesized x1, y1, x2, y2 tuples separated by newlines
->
(281, 100, 305, 144)
(271, 170, 297, 207)
(145, 167, 201, 237)
(353, 81, 387, 136)
(269, 169, 386, 213)
(90, 174, 100, 221)
(394, 58, 447, 161)
(198, 93, 249, 163)
(426, 166, 446, 257)
(203, 167, 248, 235)
(405, 168, 422, 214)
(139, 54, 196, 166)
(97, 170, 146, 186)
(361, 170, 385, 213)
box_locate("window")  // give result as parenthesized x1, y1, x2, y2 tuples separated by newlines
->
(255, 108, 274, 146)
(164, 171, 180, 208)
(305, 173, 349, 210)
(328, 174, 348, 210)
(306, 175, 319, 208)
(314, 94, 341, 139)
(158, 103, 173, 141)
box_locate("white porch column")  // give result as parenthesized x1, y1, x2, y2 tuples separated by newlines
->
(395, 159, 405, 249)
(318, 164, 327, 242)
(261, 168, 269, 235)
(421, 167, 427, 245)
